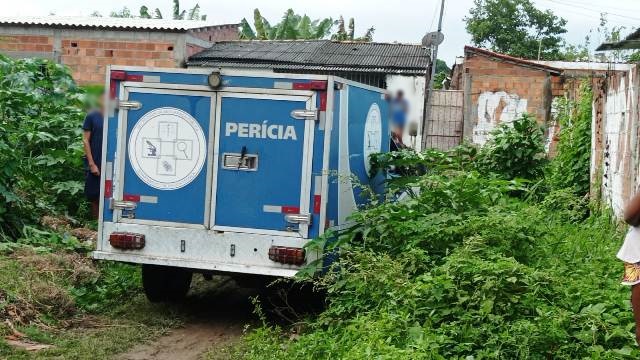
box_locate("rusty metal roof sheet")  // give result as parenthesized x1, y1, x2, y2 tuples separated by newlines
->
(188, 40, 429, 75)
(464, 46, 563, 74)
(0, 16, 236, 32)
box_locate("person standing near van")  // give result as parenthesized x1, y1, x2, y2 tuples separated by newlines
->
(82, 93, 104, 219)
(390, 90, 409, 141)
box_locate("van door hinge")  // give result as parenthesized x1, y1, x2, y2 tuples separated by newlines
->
(284, 213, 312, 225)
(118, 100, 142, 110)
(290, 109, 318, 120)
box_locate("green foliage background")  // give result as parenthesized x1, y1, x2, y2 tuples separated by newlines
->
(549, 83, 593, 197)
(0, 55, 90, 238)
(230, 104, 637, 358)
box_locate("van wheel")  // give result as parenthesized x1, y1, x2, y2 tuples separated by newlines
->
(142, 264, 192, 303)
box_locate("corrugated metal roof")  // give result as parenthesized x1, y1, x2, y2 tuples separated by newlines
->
(0, 16, 235, 32)
(597, 29, 640, 51)
(188, 40, 429, 75)
(532, 60, 632, 72)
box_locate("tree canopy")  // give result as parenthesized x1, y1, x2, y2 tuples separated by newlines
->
(465, 0, 567, 60)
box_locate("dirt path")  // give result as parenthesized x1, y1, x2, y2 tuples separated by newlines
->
(117, 321, 242, 360)
(116, 277, 258, 360)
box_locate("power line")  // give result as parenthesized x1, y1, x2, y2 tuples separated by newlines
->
(536, 0, 639, 28)
(551, 0, 640, 17)
(427, 0, 439, 32)
(551, 0, 640, 22)
(538, 0, 640, 23)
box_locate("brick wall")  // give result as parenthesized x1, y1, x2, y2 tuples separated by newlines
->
(0, 24, 239, 85)
(0, 34, 53, 55)
(459, 53, 560, 146)
(189, 26, 239, 43)
(60, 39, 177, 84)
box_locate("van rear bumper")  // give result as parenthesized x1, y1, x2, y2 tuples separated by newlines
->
(95, 222, 316, 278)
(93, 251, 300, 278)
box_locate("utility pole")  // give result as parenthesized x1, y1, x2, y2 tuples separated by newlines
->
(429, 0, 446, 91)
(421, 0, 446, 150)
(537, 38, 543, 60)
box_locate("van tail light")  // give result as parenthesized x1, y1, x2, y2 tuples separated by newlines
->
(109, 232, 145, 250)
(268, 246, 305, 266)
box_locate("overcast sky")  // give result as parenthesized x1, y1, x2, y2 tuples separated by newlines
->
(3, 0, 639, 65)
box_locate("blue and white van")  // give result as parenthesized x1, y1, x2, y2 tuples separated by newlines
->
(93, 66, 389, 301)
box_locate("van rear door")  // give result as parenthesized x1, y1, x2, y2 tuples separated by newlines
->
(212, 92, 315, 238)
(113, 87, 214, 227)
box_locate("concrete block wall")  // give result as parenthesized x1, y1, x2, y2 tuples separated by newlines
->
(591, 66, 640, 216)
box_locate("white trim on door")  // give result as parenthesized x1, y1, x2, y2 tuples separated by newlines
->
(209, 91, 316, 238)
(113, 86, 216, 228)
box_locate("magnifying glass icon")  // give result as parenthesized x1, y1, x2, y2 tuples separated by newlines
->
(177, 141, 188, 158)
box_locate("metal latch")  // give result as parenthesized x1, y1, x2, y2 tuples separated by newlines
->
(284, 213, 312, 225)
(110, 199, 137, 219)
(118, 100, 142, 110)
(290, 109, 318, 120)
(110, 199, 137, 210)
(222, 153, 258, 171)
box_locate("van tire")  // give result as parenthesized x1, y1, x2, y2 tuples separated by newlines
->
(142, 264, 192, 303)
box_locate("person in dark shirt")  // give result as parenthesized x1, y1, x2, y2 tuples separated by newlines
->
(82, 93, 105, 219)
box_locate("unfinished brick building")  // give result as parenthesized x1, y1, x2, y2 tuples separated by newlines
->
(450, 46, 564, 146)
(0, 16, 239, 84)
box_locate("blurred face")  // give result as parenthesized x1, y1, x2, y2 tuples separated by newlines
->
(396, 90, 404, 99)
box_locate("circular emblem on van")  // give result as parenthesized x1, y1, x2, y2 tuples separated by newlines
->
(363, 103, 382, 174)
(128, 107, 206, 190)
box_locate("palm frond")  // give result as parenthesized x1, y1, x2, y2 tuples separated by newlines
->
(139, 6, 152, 19)
(187, 4, 200, 20)
(173, 0, 181, 19)
(239, 18, 256, 40)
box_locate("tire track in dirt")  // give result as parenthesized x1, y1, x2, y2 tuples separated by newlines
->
(116, 277, 258, 360)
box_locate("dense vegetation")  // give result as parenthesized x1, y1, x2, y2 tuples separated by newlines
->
(0, 51, 632, 358)
(0, 54, 155, 359)
(229, 85, 638, 359)
(0, 54, 91, 239)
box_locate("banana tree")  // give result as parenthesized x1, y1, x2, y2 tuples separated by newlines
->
(240, 9, 333, 40)
(331, 16, 375, 42)
(110, 0, 206, 20)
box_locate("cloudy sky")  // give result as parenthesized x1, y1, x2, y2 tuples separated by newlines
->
(3, 0, 639, 65)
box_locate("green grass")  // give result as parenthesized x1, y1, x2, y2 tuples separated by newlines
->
(0, 248, 184, 359)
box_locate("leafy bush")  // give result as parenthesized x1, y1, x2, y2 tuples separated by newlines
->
(70, 262, 141, 311)
(0, 54, 88, 238)
(234, 117, 636, 358)
(548, 82, 593, 196)
(477, 113, 547, 180)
